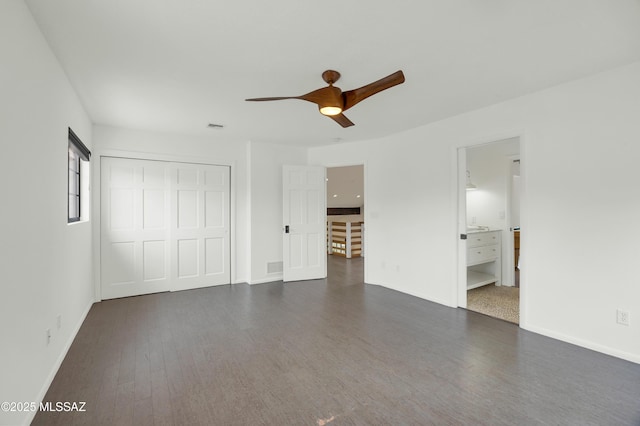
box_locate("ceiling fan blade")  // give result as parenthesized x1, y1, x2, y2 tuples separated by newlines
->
(246, 86, 341, 107)
(245, 96, 300, 102)
(328, 113, 355, 128)
(342, 70, 405, 111)
(299, 86, 342, 106)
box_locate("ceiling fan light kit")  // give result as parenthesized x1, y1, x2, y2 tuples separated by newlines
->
(319, 106, 342, 116)
(246, 69, 405, 127)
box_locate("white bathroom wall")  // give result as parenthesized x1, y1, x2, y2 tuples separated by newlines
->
(466, 138, 519, 229)
(0, 2, 94, 425)
(309, 60, 640, 363)
(466, 138, 520, 285)
(92, 125, 250, 285)
(248, 141, 307, 284)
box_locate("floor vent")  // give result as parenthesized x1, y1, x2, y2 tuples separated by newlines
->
(267, 261, 283, 274)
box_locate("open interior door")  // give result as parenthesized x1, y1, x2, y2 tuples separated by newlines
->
(282, 165, 327, 282)
(457, 148, 468, 308)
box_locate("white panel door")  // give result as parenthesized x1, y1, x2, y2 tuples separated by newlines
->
(101, 157, 170, 299)
(101, 157, 230, 299)
(283, 165, 326, 282)
(171, 163, 230, 291)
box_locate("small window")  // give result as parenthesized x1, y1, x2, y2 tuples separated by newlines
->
(68, 128, 90, 223)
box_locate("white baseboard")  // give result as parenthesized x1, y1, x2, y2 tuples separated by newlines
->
(379, 281, 457, 308)
(24, 301, 93, 425)
(248, 275, 283, 285)
(523, 324, 640, 365)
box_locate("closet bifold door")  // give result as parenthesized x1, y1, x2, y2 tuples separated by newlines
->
(101, 157, 230, 300)
(170, 163, 230, 292)
(100, 157, 171, 299)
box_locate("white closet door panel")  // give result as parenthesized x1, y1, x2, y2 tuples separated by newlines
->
(205, 168, 225, 186)
(171, 163, 230, 291)
(143, 166, 165, 186)
(205, 191, 224, 228)
(178, 190, 198, 229)
(101, 158, 230, 299)
(103, 241, 136, 285)
(143, 240, 166, 281)
(101, 157, 171, 299)
(178, 168, 198, 185)
(205, 237, 224, 275)
(110, 165, 134, 186)
(110, 188, 134, 230)
(177, 239, 199, 278)
(143, 190, 165, 229)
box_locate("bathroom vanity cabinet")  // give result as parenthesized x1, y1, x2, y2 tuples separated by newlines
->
(467, 230, 502, 289)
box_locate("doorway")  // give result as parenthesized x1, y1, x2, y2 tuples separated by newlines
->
(326, 165, 365, 281)
(458, 138, 521, 324)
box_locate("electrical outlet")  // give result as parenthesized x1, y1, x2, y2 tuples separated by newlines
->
(616, 309, 630, 326)
(57, 314, 62, 330)
(46, 328, 51, 345)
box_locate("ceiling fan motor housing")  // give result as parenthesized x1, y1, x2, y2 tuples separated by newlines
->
(318, 86, 344, 115)
(322, 70, 341, 85)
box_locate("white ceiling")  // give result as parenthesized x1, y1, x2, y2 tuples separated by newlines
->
(25, 0, 640, 147)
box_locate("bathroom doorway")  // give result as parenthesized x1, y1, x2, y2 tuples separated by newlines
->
(458, 137, 522, 324)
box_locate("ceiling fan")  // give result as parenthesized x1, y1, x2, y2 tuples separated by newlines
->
(245, 70, 405, 128)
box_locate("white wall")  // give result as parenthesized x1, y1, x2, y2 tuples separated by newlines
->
(309, 60, 640, 363)
(467, 138, 520, 285)
(248, 141, 307, 284)
(0, 1, 94, 424)
(92, 125, 250, 286)
(327, 165, 364, 208)
(466, 138, 519, 229)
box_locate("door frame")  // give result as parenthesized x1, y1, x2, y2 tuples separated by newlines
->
(504, 154, 521, 288)
(92, 149, 238, 302)
(455, 132, 528, 327)
(314, 160, 367, 283)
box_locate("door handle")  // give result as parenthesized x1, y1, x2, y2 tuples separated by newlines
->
(285, 225, 289, 234)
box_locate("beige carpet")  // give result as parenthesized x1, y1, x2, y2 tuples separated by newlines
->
(467, 285, 519, 324)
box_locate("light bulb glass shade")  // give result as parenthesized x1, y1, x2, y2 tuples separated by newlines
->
(319, 106, 342, 116)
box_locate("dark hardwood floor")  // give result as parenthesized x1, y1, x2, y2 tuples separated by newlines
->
(33, 256, 640, 425)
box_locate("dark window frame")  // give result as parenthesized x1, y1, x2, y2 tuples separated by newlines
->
(68, 128, 90, 223)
